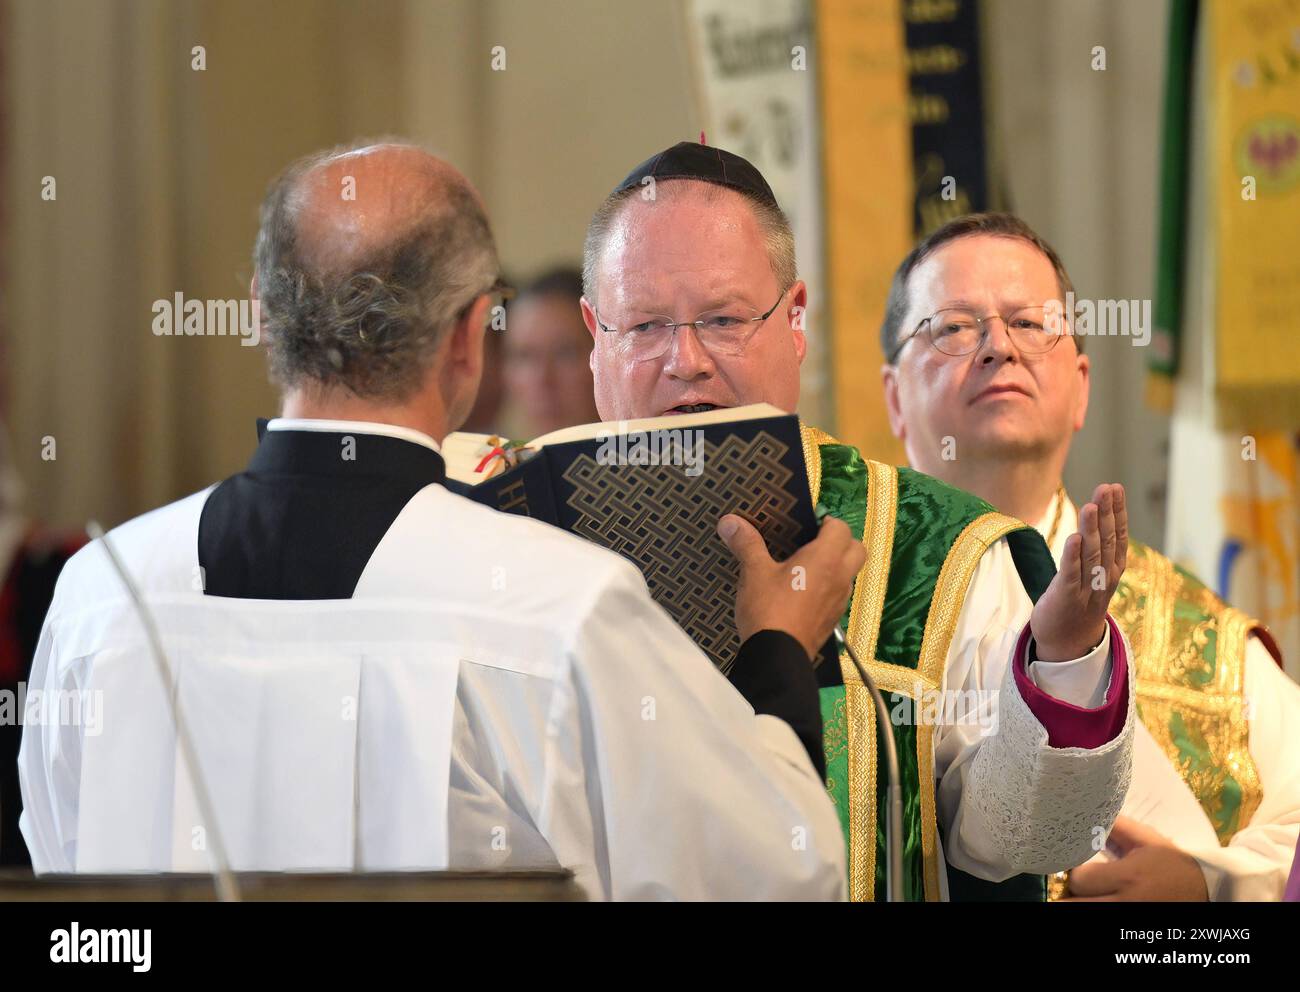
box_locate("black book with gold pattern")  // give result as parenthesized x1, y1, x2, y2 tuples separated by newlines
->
(443, 404, 818, 674)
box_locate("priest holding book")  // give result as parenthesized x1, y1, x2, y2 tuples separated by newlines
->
(18, 142, 860, 900)
(578, 142, 1137, 901)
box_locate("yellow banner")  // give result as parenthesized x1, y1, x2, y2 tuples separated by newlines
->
(1213, 0, 1300, 428)
(815, 0, 910, 463)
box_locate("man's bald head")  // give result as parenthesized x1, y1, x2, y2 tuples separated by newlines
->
(289, 144, 473, 276)
(254, 141, 499, 401)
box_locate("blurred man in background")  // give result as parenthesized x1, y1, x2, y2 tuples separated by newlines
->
(504, 268, 599, 436)
(880, 211, 1300, 901)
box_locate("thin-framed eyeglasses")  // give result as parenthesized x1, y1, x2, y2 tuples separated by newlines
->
(594, 288, 789, 361)
(356, 277, 515, 344)
(888, 305, 1069, 362)
(457, 276, 516, 319)
(481, 276, 516, 308)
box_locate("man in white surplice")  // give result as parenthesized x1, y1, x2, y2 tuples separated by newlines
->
(880, 211, 1300, 901)
(17, 143, 865, 900)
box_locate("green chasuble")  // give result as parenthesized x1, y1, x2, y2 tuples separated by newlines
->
(802, 425, 1057, 902)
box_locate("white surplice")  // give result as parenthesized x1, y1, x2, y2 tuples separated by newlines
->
(17, 432, 846, 900)
(1038, 492, 1300, 900)
(926, 534, 1134, 895)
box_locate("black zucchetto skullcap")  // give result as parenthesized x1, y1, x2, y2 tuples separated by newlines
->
(612, 141, 780, 210)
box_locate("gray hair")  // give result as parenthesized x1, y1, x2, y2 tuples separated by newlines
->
(581, 180, 796, 306)
(253, 142, 500, 401)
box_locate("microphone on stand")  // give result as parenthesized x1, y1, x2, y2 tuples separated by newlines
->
(833, 625, 905, 902)
(86, 521, 240, 903)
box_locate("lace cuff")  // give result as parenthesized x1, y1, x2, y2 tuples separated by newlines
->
(966, 624, 1135, 874)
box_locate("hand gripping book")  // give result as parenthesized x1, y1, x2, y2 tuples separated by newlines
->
(442, 404, 819, 674)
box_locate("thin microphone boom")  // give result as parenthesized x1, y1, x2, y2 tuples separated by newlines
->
(86, 521, 240, 903)
(833, 625, 905, 902)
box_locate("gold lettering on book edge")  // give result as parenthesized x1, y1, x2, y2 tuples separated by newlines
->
(498, 478, 530, 516)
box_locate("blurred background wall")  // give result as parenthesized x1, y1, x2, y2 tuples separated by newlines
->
(2, 0, 1170, 542)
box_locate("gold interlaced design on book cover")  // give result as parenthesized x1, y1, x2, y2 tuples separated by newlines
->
(561, 429, 803, 674)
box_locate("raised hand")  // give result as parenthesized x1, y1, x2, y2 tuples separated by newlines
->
(1030, 483, 1128, 662)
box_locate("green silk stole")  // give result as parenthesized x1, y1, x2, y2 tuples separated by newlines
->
(803, 426, 1055, 902)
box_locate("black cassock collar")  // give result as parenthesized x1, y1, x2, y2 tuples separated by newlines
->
(198, 420, 447, 600)
(250, 418, 446, 487)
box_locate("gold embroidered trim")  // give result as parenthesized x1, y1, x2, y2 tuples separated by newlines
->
(841, 679, 877, 901)
(801, 424, 884, 899)
(1213, 606, 1263, 833)
(832, 460, 897, 900)
(800, 424, 833, 506)
(1045, 485, 1068, 550)
(918, 513, 1024, 686)
(799, 425, 1027, 901)
(1114, 545, 1264, 841)
(913, 511, 1024, 900)
(846, 461, 898, 662)
(801, 427, 1031, 900)
(860, 664, 939, 697)
(798, 450, 896, 900)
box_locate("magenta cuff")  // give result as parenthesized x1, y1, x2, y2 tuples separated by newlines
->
(1012, 615, 1129, 749)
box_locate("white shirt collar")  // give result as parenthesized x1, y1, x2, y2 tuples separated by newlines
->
(266, 418, 441, 454)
